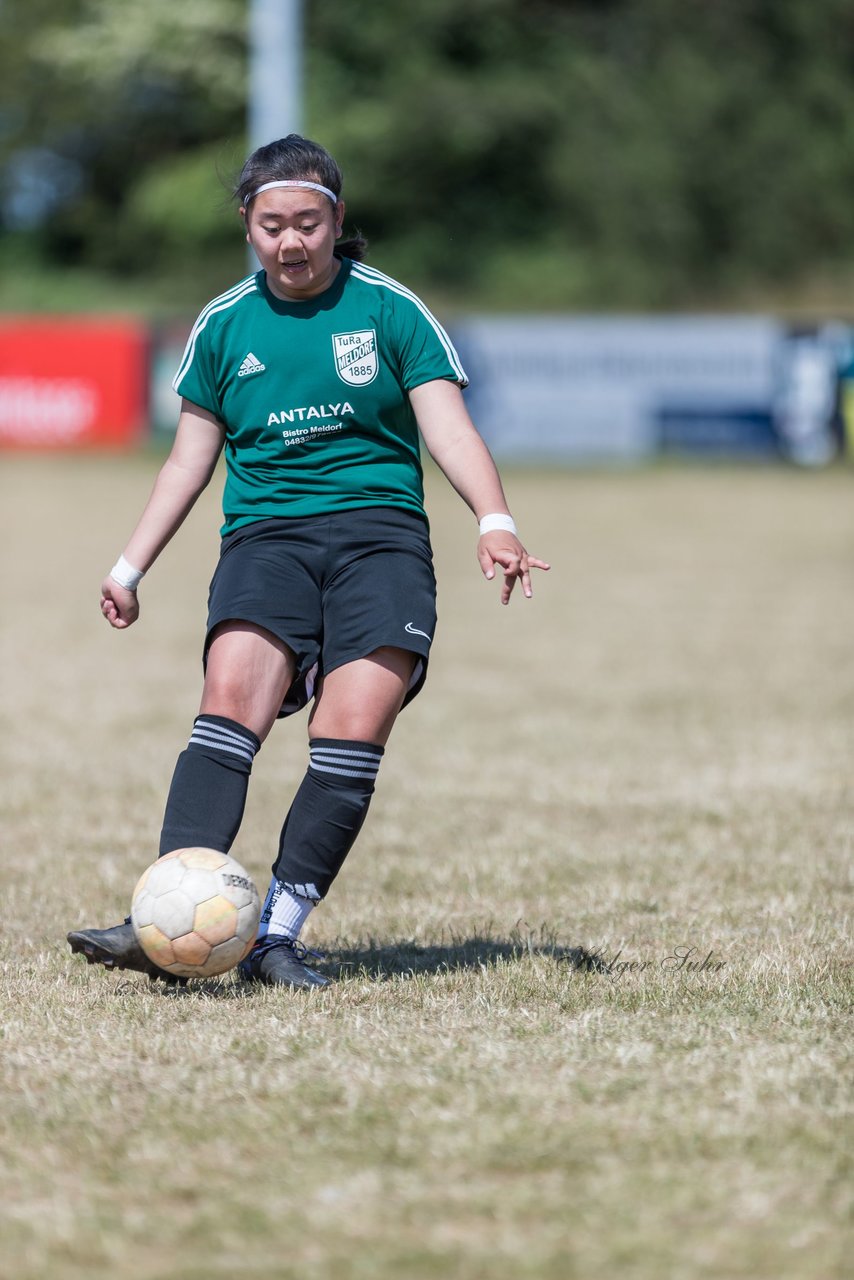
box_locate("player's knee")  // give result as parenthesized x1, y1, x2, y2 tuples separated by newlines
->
(310, 704, 399, 746)
(328, 716, 383, 743)
(200, 672, 275, 740)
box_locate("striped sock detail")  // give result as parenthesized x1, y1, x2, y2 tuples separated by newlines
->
(188, 716, 260, 768)
(308, 740, 383, 782)
(272, 739, 383, 899)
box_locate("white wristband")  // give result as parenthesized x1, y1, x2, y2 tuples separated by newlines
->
(109, 554, 145, 592)
(479, 513, 518, 536)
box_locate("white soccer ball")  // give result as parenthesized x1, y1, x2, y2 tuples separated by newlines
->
(130, 848, 261, 978)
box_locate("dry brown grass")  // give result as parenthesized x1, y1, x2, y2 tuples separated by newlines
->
(1, 456, 851, 1279)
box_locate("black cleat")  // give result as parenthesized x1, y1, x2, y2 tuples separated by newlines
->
(67, 920, 187, 985)
(238, 938, 331, 990)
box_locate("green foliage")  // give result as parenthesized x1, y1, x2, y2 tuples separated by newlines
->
(33, 0, 246, 107)
(3, 0, 854, 309)
(0, 0, 246, 288)
(123, 143, 244, 268)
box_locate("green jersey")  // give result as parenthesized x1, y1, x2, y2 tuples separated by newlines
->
(172, 258, 468, 534)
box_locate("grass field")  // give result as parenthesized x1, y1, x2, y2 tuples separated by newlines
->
(1, 456, 851, 1280)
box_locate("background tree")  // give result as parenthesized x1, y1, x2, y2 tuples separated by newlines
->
(2, 0, 854, 313)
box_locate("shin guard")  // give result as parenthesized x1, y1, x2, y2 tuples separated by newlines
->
(272, 738, 384, 900)
(159, 715, 260, 855)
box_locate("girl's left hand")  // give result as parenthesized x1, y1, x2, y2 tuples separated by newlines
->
(477, 532, 550, 605)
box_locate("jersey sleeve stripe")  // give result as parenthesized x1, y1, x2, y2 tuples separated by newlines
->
(172, 277, 260, 393)
(349, 264, 469, 387)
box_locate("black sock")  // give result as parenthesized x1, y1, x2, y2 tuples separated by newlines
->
(159, 715, 261, 856)
(272, 738, 384, 899)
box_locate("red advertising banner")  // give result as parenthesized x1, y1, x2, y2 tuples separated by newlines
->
(0, 317, 149, 449)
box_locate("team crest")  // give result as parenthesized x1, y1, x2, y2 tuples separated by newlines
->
(332, 330, 378, 386)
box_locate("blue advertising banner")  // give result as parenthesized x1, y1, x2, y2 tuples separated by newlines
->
(452, 315, 786, 462)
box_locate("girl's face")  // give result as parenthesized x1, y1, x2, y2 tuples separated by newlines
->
(242, 186, 345, 301)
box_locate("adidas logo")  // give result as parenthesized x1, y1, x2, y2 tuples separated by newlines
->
(237, 352, 266, 378)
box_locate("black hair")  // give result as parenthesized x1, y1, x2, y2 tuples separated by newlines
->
(235, 134, 367, 261)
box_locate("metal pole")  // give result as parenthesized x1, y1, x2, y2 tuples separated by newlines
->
(247, 0, 303, 266)
(248, 0, 303, 146)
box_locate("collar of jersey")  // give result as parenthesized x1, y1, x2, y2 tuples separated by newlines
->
(258, 255, 353, 315)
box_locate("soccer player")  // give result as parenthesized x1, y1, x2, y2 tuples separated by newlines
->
(67, 135, 549, 989)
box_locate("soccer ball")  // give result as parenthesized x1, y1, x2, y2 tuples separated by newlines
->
(130, 848, 261, 978)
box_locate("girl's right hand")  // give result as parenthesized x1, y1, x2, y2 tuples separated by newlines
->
(100, 576, 140, 629)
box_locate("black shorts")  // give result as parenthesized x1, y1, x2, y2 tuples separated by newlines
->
(205, 507, 437, 717)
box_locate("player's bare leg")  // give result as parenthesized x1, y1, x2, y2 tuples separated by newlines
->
(199, 621, 297, 741)
(307, 646, 416, 745)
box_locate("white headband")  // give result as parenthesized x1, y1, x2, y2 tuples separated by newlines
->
(246, 179, 338, 205)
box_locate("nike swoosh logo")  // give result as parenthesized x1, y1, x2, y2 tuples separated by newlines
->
(404, 622, 432, 640)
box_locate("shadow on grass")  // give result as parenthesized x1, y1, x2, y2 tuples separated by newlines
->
(106, 928, 609, 999)
(321, 929, 610, 982)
